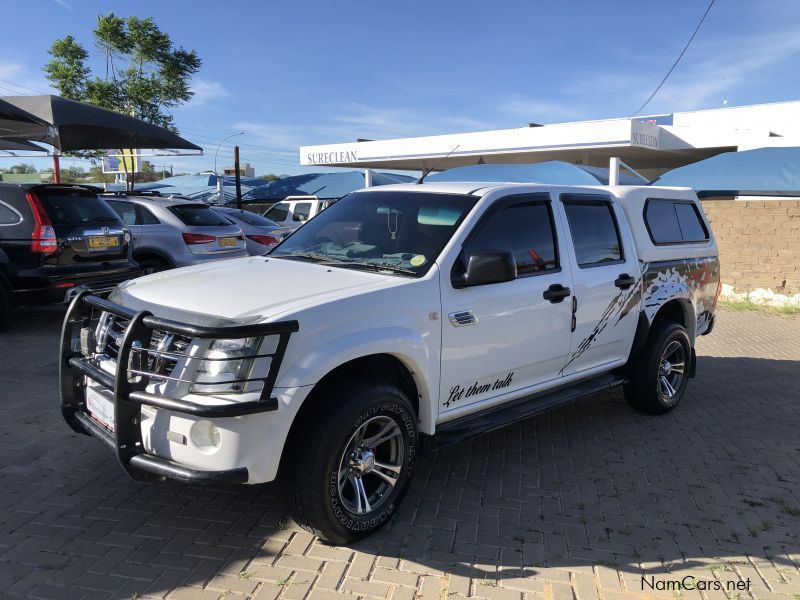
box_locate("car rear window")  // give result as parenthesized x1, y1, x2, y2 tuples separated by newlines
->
(645, 199, 709, 244)
(36, 190, 121, 225)
(222, 209, 278, 227)
(169, 204, 231, 226)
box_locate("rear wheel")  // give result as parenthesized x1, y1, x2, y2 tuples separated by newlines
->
(284, 380, 417, 543)
(624, 320, 691, 414)
(137, 256, 169, 275)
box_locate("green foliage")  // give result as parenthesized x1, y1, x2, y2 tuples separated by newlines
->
(0, 163, 38, 174)
(44, 13, 201, 132)
(259, 174, 281, 182)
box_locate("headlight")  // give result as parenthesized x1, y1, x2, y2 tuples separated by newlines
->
(190, 337, 261, 394)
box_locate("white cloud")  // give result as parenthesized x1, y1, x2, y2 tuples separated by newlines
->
(190, 79, 229, 106)
(568, 27, 800, 116)
(53, 0, 72, 10)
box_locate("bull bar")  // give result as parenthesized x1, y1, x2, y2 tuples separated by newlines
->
(59, 289, 299, 485)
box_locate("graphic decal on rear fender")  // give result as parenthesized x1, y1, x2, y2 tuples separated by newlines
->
(558, 257, 719, 375)
(642, 257, 720, 334)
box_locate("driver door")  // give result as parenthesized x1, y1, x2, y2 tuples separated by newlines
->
(439, 194, 574, 417)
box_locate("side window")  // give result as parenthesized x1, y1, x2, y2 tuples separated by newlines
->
(562, 198, 623, 267)
(137, 204, 161, 225)
(266, 202, 290, 222)
(645, 199, 709, 244)
(105, 200, 137, 226)
(0, 201, 21, 225)
(293, 202, 312, 222)
(465, 198, 558, 276)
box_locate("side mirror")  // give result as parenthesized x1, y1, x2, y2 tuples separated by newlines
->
(454, 250, 517, 288)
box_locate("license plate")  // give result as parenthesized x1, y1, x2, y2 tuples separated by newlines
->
(218, 237, 237, 248)
(85, 387, 115, 432)
(88, 235, 120, 249)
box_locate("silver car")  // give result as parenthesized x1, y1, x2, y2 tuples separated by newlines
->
(103, 193, 247, 274)
(212, 207, 293, 255)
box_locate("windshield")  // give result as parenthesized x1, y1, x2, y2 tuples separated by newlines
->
(270, 190, 478, 276)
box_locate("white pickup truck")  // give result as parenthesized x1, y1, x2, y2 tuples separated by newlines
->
(60, 179, 720, 543)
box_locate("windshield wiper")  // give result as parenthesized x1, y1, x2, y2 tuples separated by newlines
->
(274, 252, 346, 264)
(337, 262, 418, 277)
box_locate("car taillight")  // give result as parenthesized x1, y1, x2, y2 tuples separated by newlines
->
(26, 191, 57, 254)
(182, 232, 216, 245)
(246, 234, 279, 246)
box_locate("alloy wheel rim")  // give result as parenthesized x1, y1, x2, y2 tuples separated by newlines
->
(658, 340, 685, 400)
(337, 415, 404, 516)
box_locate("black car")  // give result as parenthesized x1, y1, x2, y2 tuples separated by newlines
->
(0, 183, 141, 330)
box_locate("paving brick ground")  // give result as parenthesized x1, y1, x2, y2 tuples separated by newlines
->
(1, 307, 799, 599)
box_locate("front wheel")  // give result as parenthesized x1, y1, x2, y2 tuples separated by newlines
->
(624, 320, 691, 414)
(284, 380, 417, 543)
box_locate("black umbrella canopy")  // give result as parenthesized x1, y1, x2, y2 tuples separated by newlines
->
(0, 97, 50, 139)
(0, 95, 201, 152)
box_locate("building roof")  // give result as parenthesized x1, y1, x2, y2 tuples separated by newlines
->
(300, 101, 800, 173)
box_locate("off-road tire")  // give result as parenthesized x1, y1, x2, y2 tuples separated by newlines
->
(283, 379, 417, 543)
(137, 257, 169, 275)
(624, 319, 691, 414)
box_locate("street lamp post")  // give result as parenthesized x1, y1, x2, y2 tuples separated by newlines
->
(214, 131, 245, 175)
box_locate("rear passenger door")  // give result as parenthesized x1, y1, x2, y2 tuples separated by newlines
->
(557, 195, 640, 377)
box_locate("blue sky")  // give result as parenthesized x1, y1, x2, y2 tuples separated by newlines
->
(2, 0, 800, 176)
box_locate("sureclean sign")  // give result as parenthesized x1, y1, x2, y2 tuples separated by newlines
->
(306, 150, 358, 164)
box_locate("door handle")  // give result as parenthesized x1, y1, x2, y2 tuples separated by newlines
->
(614, 273, 636, 290)
(543, 284, 571, 303)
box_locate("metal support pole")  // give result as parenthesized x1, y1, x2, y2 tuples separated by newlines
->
(52, 153, 61, 183)
(364, 169, 373, 188)
(609, 157, 620, 186)
(234, 145, 242, 210)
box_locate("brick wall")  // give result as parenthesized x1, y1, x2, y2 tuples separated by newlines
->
(700, 199, 800, 295)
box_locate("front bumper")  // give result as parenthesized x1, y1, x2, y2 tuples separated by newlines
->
(12, 264, 142, 306)
(60, 290, 299, 484)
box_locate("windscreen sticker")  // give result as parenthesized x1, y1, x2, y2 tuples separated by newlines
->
(410, 255, 426, 267)
(444, 371, 514, 408)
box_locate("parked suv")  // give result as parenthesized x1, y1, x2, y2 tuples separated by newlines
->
(61, 179, 719, 543)
(0, 183, 139, 330)
(102, 193, 247, 274)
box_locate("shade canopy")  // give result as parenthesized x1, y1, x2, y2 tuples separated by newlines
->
(137, 174, 265, 203)
(0, 138, 47, 152)
(653, 147, 800, 195)
(242, 171, 414, 201)
(426, 162, 646, 186)
(0, 95, 201, 152)
(0, 97, 50, 139)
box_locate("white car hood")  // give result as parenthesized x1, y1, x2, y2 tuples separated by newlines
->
(112, 256, 404, 321)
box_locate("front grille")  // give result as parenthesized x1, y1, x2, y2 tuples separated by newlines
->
(97, 313, 191, 378)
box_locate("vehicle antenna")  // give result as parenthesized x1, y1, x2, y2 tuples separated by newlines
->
(416, 144, 461, 184)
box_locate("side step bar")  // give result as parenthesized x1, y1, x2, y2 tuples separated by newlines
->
(428, 373, 626, 451)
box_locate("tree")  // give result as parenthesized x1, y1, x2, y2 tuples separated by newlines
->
(2, 163, 38, 174)
(44, 13, 201, 132)
(259, 174, 281, 182)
